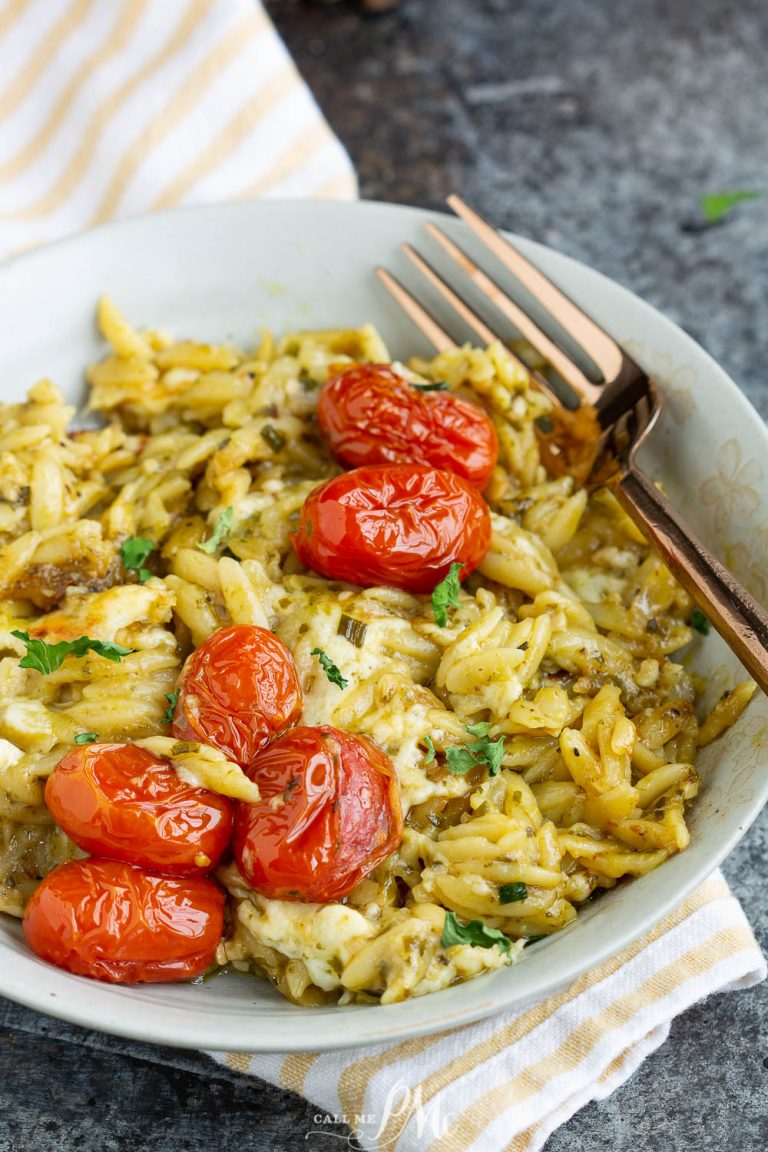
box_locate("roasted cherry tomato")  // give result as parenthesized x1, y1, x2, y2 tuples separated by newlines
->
(45, 743, 233, 875)
(292, 464, 491, 594)
(233, 725, 402, 902)
(171, 624, 302, 765)
(23, 858, 224, 983)
(318, 364, 498, 488)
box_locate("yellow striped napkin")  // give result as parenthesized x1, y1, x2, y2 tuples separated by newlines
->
(210, 872, 765, 1151)
(0, 0, 355, 258)
(1, 4, 763, 1149)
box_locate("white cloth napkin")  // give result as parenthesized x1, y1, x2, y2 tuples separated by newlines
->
(0, 4, 763, 1150)
(0, 0, 356, 259)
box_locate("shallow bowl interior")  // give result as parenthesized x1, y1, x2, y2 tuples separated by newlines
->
(0, 200, 765, 1051)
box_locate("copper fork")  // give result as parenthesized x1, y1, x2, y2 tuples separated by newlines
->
(377, 195, 768, 694)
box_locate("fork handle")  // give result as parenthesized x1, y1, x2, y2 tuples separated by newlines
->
(615, 465, 768, 695)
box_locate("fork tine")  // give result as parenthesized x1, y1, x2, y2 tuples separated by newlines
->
(375, 267, 455, 352)
(447, 195, 625, 383)
(425, 222, 603, 405)
(401, 243, 560, 403)
(402, 244, 499, 347)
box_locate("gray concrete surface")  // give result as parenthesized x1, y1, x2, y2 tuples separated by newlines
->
(1, 1, 766, 1149)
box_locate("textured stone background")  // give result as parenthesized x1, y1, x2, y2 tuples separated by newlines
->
(1, 1, 766, 1149)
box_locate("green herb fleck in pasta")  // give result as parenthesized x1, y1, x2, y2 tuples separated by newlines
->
(11, 631, 134, 675)
(441, 911, 513, 953)
(413, 379, 449, 392)
(163, 691, 179, 725)
(198, 507, 234, 554)
(337, 615, 367, 648)
(690, 609, 711, 635)
(311, 648, 348, 689)
(261, 424, 286, 453)
(432, 562, 463, 627)
(120, 536, 155, 583)
(444, 721, 505, 776)
(423, 735, 436, 764)
(499, 882, 527, 904)
(74, 732, 98, 745)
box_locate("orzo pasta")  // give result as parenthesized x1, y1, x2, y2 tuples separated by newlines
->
(0, 299, 754, 1003)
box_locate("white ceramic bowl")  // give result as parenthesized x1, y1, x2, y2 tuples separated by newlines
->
(0, 200, 765, 1052)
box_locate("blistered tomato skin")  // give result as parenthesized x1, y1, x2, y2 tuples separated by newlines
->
(22, 859, 225, 983)
(292, 464, 491, 594)
(45, 744, 233, 875)
(318, 364, 498, 488)
(233, 725, 403, 902)
(171, 624, 302, 765)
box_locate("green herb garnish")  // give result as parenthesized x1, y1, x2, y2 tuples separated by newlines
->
(261, 424, 286, 453)
(444, 720, 505, 777)
(11, 631, 133, 676)
(74, 732, 98, 745)
(423, 735, 436, 764)
(432, 562, 463, 628)
(198, 507, 234, 554)
(700, 189, 761, 224)
(311, 648, 348, 689)
(441, 911, 513, 953)
(413, 380, 450, 392)
(467, 721, 490, 738)
(120, 536, 155, 583)
(690, 609, 711, 636)
(337, 614, 367, 648)
(163, 691, 179, 725)
(499, 882, 528, 904)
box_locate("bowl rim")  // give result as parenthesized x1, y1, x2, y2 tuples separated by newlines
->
(0, 197, 765, 1052)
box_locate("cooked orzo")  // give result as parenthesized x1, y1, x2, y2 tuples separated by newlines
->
(0, 298, 755, 1004)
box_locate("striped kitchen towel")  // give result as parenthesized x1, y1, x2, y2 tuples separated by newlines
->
(210, 872, 766, 1151)
(0, 0, 356, 259)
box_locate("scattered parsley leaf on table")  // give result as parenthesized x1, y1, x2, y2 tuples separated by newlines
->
(441, 911, 513, 953)
(432, 562, 463, 627)
(700, 189, 761, 224)
(120, 536, 155, 582)
(198, 507, 234, 554)
(163, 691, 179, 725)
(690, 609, 711, 635)
(11, 631, 133, 675)
(311, 648, 348, 689)
(74, 732, 98, 745)
(499, 882, 528, 904)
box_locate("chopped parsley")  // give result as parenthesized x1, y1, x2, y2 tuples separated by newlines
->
(11, 631, 133, 675)
(690, 609, 711, 636)
(311, 648, 348, 689)
(413, 379, 450, 392)
(198, 507, 234, 554)
(432, 562, 463, 627)
(441, 911, 513, 953)
(74, 732, 98, 745)
(423, 735, 436, 764)
(261, 424, 286, 453)
(163, 691, 179, 725)
(120, 536, 155, 583)
(499, 882, 528, 904)
(700, 189, 761, 224)
(444, 720, 505, 777)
